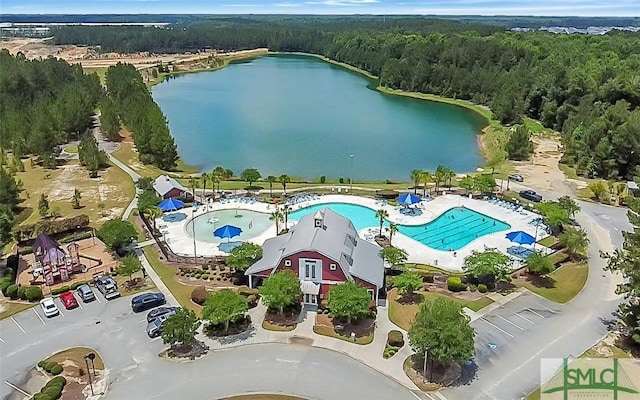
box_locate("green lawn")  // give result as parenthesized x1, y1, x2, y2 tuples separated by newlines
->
(536, 235, 557, 248)
(142, 247, 203, 316)
(312, 324, 374, 345)
(515, 262, 588, 304)
(388, 289, 493, 330)
(65, 145, 78, 154)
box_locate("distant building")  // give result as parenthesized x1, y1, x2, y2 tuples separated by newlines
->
(152, 175, 192, 200)
(245, 208, 384, 305)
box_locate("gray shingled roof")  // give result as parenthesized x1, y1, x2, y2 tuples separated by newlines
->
(152, 175, 189, 197)
(245, 208, 384, 288)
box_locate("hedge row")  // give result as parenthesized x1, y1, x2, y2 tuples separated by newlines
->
(4, 285, 44, 302)
(32, 375, 66, 400)
(447, 276, 467, 292)
(13, 214, 90, 242)
(38, 361, 64, 376)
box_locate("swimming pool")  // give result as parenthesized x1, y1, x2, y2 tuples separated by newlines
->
(185, 209, 273, 243)
(288, 203, 510, 251)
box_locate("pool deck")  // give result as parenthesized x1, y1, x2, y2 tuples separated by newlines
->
(156, 194, 551, 272)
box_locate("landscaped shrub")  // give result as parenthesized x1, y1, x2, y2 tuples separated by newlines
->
(238, 286, 259, 296)
(420, 272, 434, 283)
(13, 214, 90, 242)
(6, 284, 19, 299)
(201, 274, 209, 280)
(387, 330, 405, 347)
(50, 364, 63, 375)
(478, 284, 488, 293)
(25, 286, 44, 301)
(219, 265, 226, 272)
(216, 277, 221, 281)
(447, 276, 467, 292)
(202, 265, 209, 271)
(33, 375, 66, 400)
(69, 281, 88, 290)
(194, 274, 202, 280)
(246, 294, 258, 308)
(0, 277, 12, 295)
(51, 286, 70, 296)
(191, 286, 208, 305)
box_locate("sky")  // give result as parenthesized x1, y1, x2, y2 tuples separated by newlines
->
(1, 0, 639, 16)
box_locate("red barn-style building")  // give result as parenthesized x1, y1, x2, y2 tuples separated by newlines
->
(245, 208, 384, 305)
(152, 175, 192, 200)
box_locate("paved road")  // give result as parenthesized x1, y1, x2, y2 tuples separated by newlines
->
(0, 291, 418, 400)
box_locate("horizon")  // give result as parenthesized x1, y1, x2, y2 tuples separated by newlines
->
(1, 0, 639, 17)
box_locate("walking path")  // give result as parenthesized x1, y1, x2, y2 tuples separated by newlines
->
(198, 300, 419, 390)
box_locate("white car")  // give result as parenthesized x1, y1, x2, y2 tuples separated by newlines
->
(40, 297, 60, 317)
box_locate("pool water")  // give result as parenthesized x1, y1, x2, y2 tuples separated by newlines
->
(185, 209, 273, 243)
(288, 203, 510, 251)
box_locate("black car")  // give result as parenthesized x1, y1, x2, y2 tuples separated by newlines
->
(519, 190, 543, 202)
(131, 292, 166, 313)
(146, 306, 179, 323)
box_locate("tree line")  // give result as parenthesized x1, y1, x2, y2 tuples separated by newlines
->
(52, 19, 640, 179)
(104, 63, 178, 170)
(0, 50, 101, 167)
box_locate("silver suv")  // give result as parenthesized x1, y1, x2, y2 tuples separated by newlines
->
(76, 284, 96, 303)
(94, 276, 121, 300)
(146, 310, 177, 338)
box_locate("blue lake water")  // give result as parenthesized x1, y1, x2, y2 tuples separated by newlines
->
(288, 203, 510, 251)
(152, 54, 486, 180)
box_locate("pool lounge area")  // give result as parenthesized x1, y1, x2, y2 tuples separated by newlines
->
(155, 193, 550, 272)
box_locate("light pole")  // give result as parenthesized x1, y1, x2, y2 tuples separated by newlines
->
(84, 353, 95, 395)
(192, 207, 197, 266)
(349, 154, 354, 191)
(423, 347, 429, 379)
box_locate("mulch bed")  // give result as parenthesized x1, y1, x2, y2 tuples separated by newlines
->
(316, 313, 375, 339)
(263, 305, 301, 328)
(204, 316, 252, 337)
(165, 341, 210, 360)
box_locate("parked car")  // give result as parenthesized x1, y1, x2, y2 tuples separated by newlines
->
(59, 291, 79, 310)
(519, 190, 543, 202)
(146, 311, 175, 338)
(40, 297, 60, 317)
(94, 276, 121, 300)
(508, 174, 524, 182)
(146, 306, 179, 323)
(131, 292, 166, 313)
(76, 284, 96, 303)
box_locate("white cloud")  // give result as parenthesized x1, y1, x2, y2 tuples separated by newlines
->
(305, 0, 379, 6)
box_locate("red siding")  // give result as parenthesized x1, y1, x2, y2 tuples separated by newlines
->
(164, 188, 183, 199)
(353, 277, 377, 291)
(274, 250, 347, 282)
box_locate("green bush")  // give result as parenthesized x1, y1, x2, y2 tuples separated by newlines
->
(49, 376, 66, 386)
(194, 274, 202, 280)
(387, 330, 405, 347)
(201, 274, 209, 280)
(478, 284, 488, 293)
(420, 272, 434, 283)
(447, 277, 467, 292)
(17, 285, 27, 300)
(51, 286, 70, 296)
(38, 360, 46, 368)
(219, 265, 226, 272)
(0, 278, 12, 295)
(50, 364, 63, 375)
(69, 281, 88, 290)
(43, 361, 58, 372)
(25, 286, 44, 302)
(6, 284, 19, 299)
(238, 286, 259, 296)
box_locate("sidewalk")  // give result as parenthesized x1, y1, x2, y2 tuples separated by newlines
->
(198, 300, 420, 390)
(463, 288, 526, 322)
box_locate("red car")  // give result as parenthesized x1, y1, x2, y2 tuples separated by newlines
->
(59, 291, 79, 310)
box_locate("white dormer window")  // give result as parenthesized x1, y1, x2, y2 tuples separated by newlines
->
(284, 259, 291, 267)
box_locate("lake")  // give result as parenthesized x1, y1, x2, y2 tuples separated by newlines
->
(151, 54, 486, 180)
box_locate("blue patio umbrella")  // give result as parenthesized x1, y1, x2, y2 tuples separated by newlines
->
(214, 224, 243, 242)
(158, 197, 185, 212)
(505, 231, 536, 246)
(396, 193, 421, 206)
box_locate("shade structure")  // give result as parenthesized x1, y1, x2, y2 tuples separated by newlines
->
(396, 193, 421, 206)
(158, 198, 185, 212)
(506, 231, 536, 245)
(214, 225, 243, 242)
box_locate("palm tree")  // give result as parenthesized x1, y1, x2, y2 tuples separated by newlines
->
(386, 223, 398, 245)
(559, 228, 590, 260)
(443, 167, 455, 189)
(282, 204, 291, 230)
(200, 172, 209, 200)
(146, 206, 163, 233)
(189, 178, 197, 202)
(279, 174, 290, 196)
(420, 170, 433, 196)
(435, 165, 446, 193)
(410, 169, 422, 194)
(211, 174, 221, 194)
(375, 209, 389, 238)
(267, 175, 277, 197)
(212, 167, 224, 192)
(270, 209, 283, 235)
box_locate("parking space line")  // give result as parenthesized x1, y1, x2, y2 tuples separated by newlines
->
(515, 312, 535, 324)
(95, 296, 101, 304)
(0, 337, 5, 343)
(10, 317, 26, 333)
(77, 302, 83, 310)
(533, 302, 558, 314)
(526, 307, 545, 318)
(139, 318, 147, 323)
(479, 317, 514, 338)
(58, 309, 65, 317)
(496, 315, 524, 331)
(33, 308, 46, 325)
(150, 337, 162, 343)
(4, 381, 30, 397)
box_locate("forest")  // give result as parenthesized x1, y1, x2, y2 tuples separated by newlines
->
(104, 63, 178, 170)
(52, 18, 640, 179)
